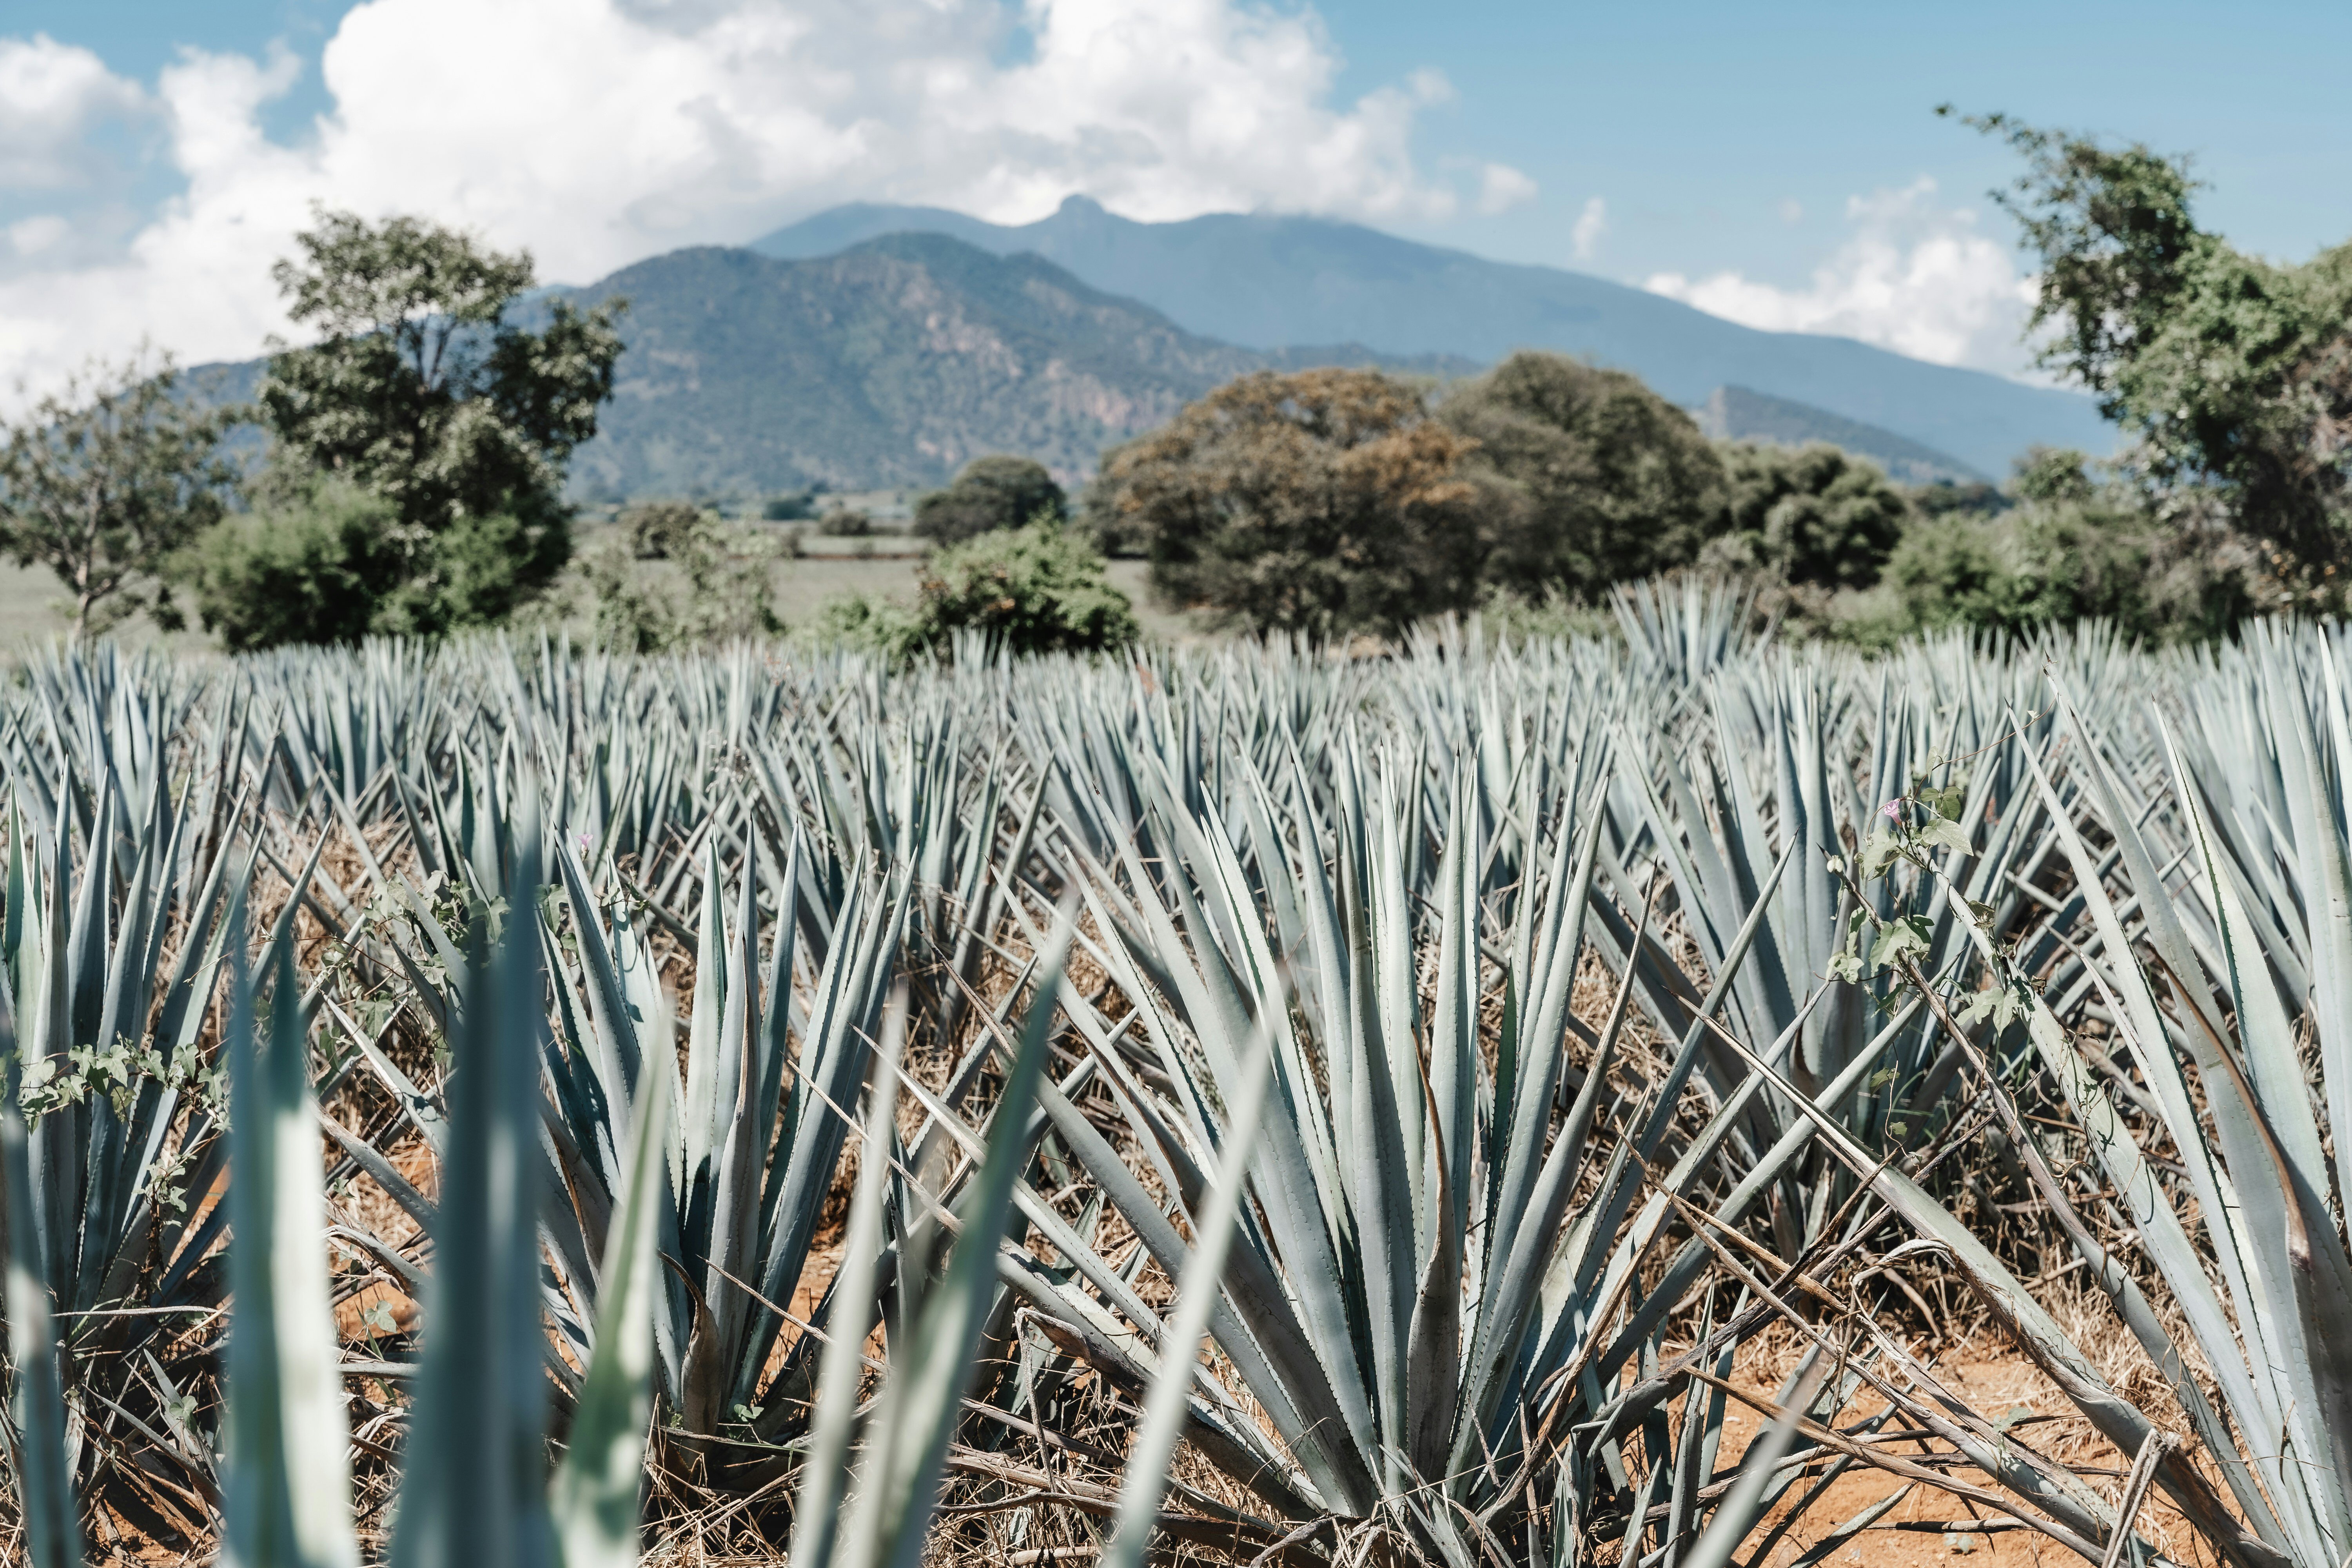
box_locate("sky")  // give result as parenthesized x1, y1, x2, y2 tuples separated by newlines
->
(4, 0, 2348, 410)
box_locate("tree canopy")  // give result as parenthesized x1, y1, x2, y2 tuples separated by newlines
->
(1438, 352, 1728, 599)
(1957, 109, 2352, 577)
(1709, 441, 1911, 590)
(239, 210, 626, 639)
(1089, 368, 1484, 638)
(913, 456, 1066, 546)
(0, 355, 233, 637)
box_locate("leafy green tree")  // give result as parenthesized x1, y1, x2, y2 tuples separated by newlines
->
(1089, 368, 1483, 638)
(253, 210, 625, 638)
(0, 355, 233, 637)
(1957, 109, 2352, 575)
(913, 456, 1066, 546)
(916, 519, 1137, 656)
(817, 521, 1138, 666)
(1706, 442, 1911, 590)
(2009, 445, 2097, 506)
(183, 477, 400, 652)
(1871, 450, 2254, 647)
(1438, 352, 1727, 598)
(1908, 477, 2010, 520)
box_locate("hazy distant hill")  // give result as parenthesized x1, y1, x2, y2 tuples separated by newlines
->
(1694, 386, 1985, 484)
(757, 197, 2110, 477)
(189, 228, 2000, 503)
(544, 233, 1495, 498)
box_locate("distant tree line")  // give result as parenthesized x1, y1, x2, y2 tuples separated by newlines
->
(2, 106, 2343, 656)
(0, 211, 628, 651)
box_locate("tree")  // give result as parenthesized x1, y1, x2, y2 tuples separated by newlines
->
(913, 456, 1066, 546)
(252, 210, 625, 638)
(1707, 442, 1911, 590)
(1088, 368, 1483, 638)
(1438, 352, 1727, 598)
(1956, 109, 2352, 575)
(1870, 448, 2255, 648)
(183, 477, 400, 653)
(915, 519, 1138, 657)
(0, 355, 233, 637)
(817, 519, 1138, 667)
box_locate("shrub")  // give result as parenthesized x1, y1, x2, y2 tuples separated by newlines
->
(1089, 368, 1483, 638)
(809, 591, 928, 666)
(1439, 351, 1728, 597)
(1873, 496, 2257, 647)
(583, 511, 784, 653)
(621, 500, 704, 559)
(813, 521, 1138, 666)
(917, 521, 1138, 657)
(913, 456, 1066, 546)
(1706, 442, 1911, 590)
(181, 480, 401, 652)
(818, 507, 874, 537)
(1474, 586, 1621, 646)
(762, 491, 818, 522)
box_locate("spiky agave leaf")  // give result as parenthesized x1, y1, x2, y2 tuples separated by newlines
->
(0, 933, 79, 1568)
(798, 920, 1071, 1568)
(388, 799, 554, 1568)
(548, 1048, 671, 1568)
(222, 896, 358, 1568)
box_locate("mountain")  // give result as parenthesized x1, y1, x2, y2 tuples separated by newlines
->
(1693, 386, 1985, 485)
(189, 228, 2005, 503)
(755, 197, 2110, 477)
(544, 233, 1488, 499)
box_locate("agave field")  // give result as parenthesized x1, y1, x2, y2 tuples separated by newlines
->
(1, 584, 2350, 1568)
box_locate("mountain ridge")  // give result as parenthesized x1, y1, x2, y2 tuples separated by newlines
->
(186, 229, 1985, 501)
(755, 196, 2107, 476)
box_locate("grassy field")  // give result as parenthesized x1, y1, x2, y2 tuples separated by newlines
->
(0, 534, 1193, 652)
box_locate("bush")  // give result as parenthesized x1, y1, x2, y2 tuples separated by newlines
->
(182, 480, 400, 652)
(621, 500, 705, 559)
(1706, 442, 1911, 590)
(818, 508, 874, 537)
(809, 591, 928, 666)
(1474, 586, 1620, 646)
(913, 456, 1066, 546)
(1439, 352, 1728, 598)
(813, 521, 1138, 666)
(762, 492, 818, 522)
(372, 509, 577, 637)
(918, 521, 1138, 657)
(583, 511, 785, 653)
(1090, 368, 1483, 638)
(1871, 494, 2257, 647)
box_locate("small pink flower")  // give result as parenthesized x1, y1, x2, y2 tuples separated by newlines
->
(1880, 799, 1904, 822)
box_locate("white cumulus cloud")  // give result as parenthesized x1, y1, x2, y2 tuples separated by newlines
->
(0, 35, 148, 191)
(1644, 178, 2037, 374)
(1570, 196, 1606, 261)
(1477, 163, 1537, 215)
(0, 0, 1527, 407)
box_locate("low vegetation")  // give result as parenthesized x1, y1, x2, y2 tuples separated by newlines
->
(912, 454, 1067, 546)
(816, 515, 1138, 664)
(3, 595, 2350, 1568)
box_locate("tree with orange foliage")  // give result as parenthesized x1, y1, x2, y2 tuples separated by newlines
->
(1089, 368, 1486, 638)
